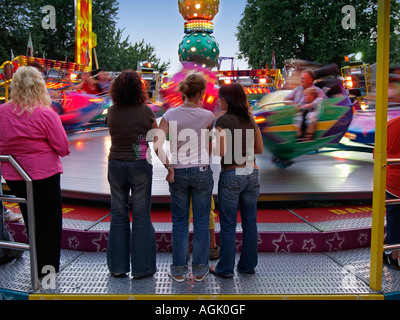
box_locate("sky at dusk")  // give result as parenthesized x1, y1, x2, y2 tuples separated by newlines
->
(116, 0, 249, 73)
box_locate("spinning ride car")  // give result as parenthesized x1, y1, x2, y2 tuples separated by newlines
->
(253, 64, 353, 168)
(345, 66, 400, 145)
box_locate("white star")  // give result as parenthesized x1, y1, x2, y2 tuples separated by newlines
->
(326, 233, 345, 252)
(357, 233, 369, 246)
(302, 239, 316, 252)
(68, 236, 80, 250)
(273, 234, 294, 253)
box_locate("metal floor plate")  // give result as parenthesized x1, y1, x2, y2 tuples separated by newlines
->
(3, 248, 399, 297)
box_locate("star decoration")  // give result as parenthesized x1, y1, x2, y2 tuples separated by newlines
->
(92, 233, 108, 252)
(156, 233, 172, 252)
(235, 234, 263, 252)
(68, 236, 80, 250)
(357, 233, 369, 246)
(326, 233, 345, 252)
(273, 234, 294, 253)
(302, 239, 316, 252)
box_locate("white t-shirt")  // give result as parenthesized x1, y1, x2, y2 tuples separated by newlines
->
(162, 106, 215, 169)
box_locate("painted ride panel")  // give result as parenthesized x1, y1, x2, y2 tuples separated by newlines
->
(346, 104, 400, 145)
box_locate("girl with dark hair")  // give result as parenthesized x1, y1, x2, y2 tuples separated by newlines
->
(210, 83, 263, 279)
(106, 70, 157, 279)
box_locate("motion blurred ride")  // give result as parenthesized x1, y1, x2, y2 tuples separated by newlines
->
(253, 64, 353, 168)
(344, 57, 400, 146)
(0, 56, 109, 132)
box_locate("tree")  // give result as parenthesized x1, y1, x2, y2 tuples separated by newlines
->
(0, 0, 31, 62)
(0, 0, 169, 72)
(237, 0, 400, 69)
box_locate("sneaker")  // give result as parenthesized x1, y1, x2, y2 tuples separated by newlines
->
(194, 269, 209, 282)
(169, 272, 185, 283)
(210, 246, 220, 260)
(4, 210, 22, 223)
(384, 253, 400, 270)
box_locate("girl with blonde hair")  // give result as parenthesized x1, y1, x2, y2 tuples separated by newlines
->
(155, 73, 215, 282)
(0, 66, 70, 277)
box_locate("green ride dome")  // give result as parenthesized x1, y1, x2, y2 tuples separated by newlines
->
(178, 32, 220, 68)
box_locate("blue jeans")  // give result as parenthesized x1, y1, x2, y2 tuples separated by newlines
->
(386, 192, 400, 246)
(107, 160, 156, 277)
(169, 166, 213, 277)
(216, 168, 260, 276)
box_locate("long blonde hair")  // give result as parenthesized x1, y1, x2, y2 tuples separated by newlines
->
(10, 66, 52, 115)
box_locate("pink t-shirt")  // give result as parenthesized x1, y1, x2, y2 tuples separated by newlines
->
(0, 102, 70, 180)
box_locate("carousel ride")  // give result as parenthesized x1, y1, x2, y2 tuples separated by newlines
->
(3, 0, 399, 302)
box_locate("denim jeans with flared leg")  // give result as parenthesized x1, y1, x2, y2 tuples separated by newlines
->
(107, 160, 156, 277)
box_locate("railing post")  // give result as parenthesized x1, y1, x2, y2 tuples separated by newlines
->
(369, 0, 391, 292)
(0, 155, 39, 290)
(25, 180, 39, 290)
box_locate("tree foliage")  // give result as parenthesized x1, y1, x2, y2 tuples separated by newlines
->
(237, 0, 400, 69)
(0, 0, 169, 72)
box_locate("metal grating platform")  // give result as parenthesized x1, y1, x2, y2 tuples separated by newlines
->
(1, 248, 399, 299)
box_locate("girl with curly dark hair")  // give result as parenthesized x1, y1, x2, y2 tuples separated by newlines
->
(106, 69, 157, 279)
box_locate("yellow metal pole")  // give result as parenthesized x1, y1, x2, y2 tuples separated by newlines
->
(370, 0, 391, 291)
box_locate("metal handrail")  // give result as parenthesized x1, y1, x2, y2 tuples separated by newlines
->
(387, 159, 400, 165)
(0, 155, 39, 290)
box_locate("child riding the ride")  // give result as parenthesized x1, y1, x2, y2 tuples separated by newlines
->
(294, 87, 321, 141)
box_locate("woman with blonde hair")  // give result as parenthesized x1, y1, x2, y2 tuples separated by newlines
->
(0, 66, 70, 277)
(155, 73, 215, 282)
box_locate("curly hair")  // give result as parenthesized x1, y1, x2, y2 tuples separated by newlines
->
(10, 66, 51, 115)
(110, 69, 147, 105)
(178, 73, 206, 99)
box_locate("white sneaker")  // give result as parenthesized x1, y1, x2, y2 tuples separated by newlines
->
(4, 210, 22, 222)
